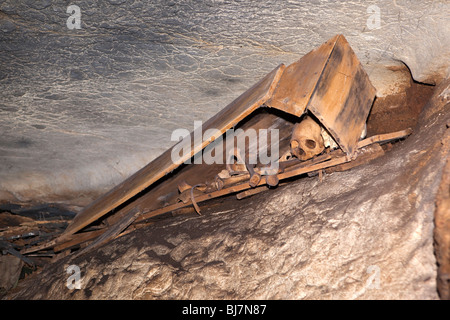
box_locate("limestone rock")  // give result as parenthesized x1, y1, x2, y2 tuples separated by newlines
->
(0, 255, 23, 294)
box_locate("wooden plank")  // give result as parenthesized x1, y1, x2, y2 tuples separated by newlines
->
(21, 236, 60, 255)
(59, 64, 285, 238)
(279, 149, 344, 172)
(307, 35, 377, 156)
(325, 143, 385, 173)
(21, 227, 105, 255)
(236, 186, 270, 200)
(53, 229, 105, 252)
(71, 207, 141, 259)
(267, 34, 339, 117)
(356, 128, 412, 149)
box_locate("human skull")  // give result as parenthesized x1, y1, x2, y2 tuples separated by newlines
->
(290, 115, 325, 161)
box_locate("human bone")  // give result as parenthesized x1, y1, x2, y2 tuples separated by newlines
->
(290, 116, 325, 161)
(320, 127, 339, 150)
(320, 123, 367, 150)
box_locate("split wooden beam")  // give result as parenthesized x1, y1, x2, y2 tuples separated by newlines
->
(356, 128, 412, 149)
(71, 207, 141, 259)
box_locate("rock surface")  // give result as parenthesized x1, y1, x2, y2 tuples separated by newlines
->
(0, 0, 449, 203)
(6, 81, 449, 300)
(0, 255, 23, 294)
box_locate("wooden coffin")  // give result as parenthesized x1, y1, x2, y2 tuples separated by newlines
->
(37, 34, 376, 252)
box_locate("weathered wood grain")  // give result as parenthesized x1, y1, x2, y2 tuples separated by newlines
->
(267, 35, 339, 117)
(307, 35, 377, 156)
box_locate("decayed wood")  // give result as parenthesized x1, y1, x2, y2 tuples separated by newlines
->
(59, 64, 285, 239)
(267, 34, 339, 116)
(53, 229, 105, 252)
(139, 148, 345, 221)
(356, 128, 412, 149)
(50, 35, 377, 247)
(236, 186, 270, 200)
(0, 240, 35, 267)
(306, 35, 376, 157)
(216, 174, 250, 189)
(71, 207, 141, 259)
(134, 129, 412, 225)
(324, 143, 385, 173)
(54, 219, 157, 254)
(20, 237, 60, 255)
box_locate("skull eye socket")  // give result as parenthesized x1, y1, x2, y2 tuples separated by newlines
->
(305, 139, 316, 149)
